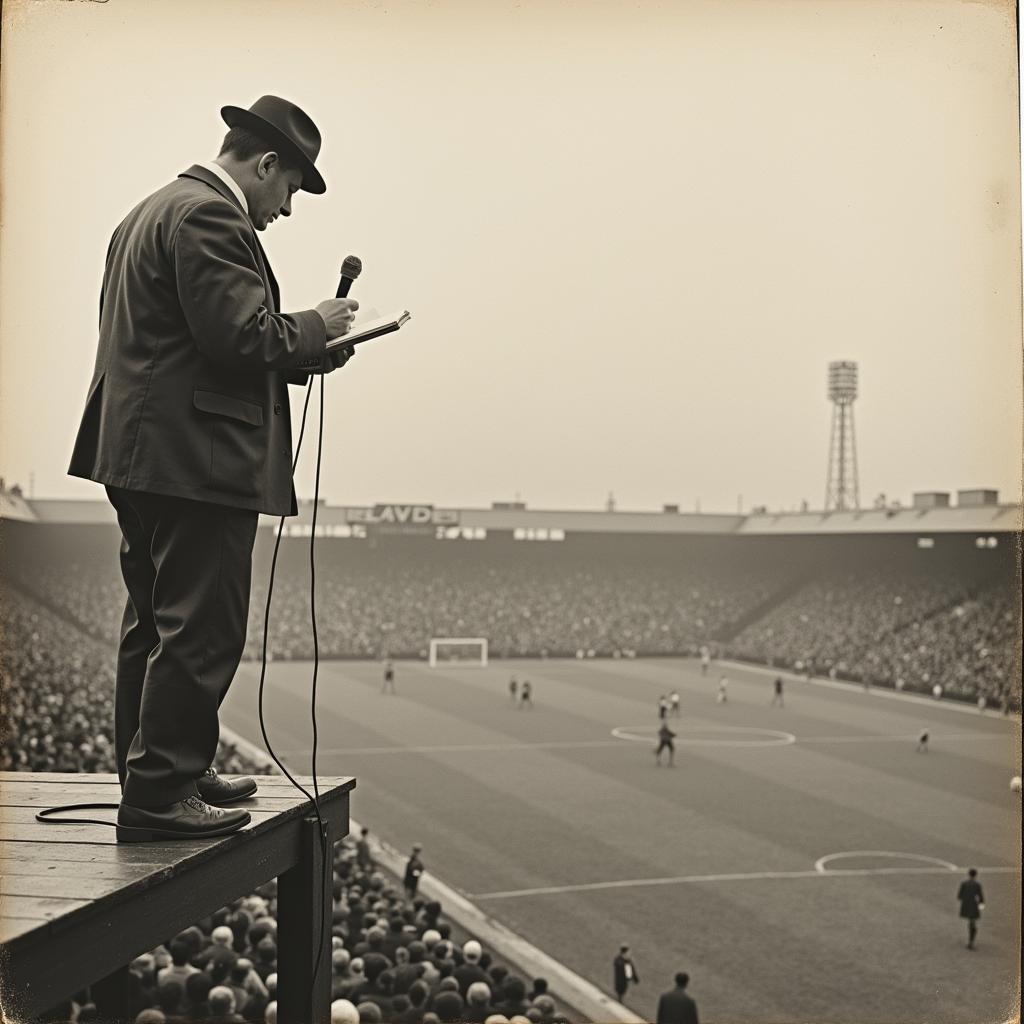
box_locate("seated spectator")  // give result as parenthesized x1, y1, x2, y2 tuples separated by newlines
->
(158, 939, 199, 989)
(206, 986, 244, 1023)
(431, 990, 465, 1024)
(358, 1002, 384, 1024)
(253, 937, 277, 983)
(154, 979, 185, 1022)
(330, 999, 360, 1024)
(184, 972, 213, 1020)
(454, 940, 489, 995)
(496, 977, 530, 1019)
(466, 982, 496, 1023)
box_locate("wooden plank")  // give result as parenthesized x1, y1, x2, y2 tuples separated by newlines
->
(0, 841, 209, 865)
(0, 858, 165, 882)
(1, 874, 137, 900)
(1, 895, 90, 918)
(2, 789, 349, 935)
(2, 795, 348, 1020)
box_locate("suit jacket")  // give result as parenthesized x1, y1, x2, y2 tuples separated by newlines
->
(656, 987, 699, 1024)
(69, 164, 328, 515)
(957, 878, 984, 919)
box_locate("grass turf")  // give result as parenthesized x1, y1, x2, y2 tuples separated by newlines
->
(221, 656, 1020, 1024)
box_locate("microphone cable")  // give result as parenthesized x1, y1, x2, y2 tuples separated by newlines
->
(255, 365, 331, 994)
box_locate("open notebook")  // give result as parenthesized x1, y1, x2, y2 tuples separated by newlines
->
(325, 310, 411, 351)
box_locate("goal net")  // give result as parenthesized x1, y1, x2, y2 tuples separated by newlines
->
(428, 638, 489, 667)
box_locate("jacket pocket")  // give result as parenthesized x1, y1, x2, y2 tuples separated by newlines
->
(193, 389, 264, 426)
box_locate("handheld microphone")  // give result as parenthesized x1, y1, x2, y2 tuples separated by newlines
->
(337, 255, 362, 298)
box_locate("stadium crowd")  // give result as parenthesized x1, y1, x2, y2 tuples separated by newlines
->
(48, 844, 570, 1024)
(4, 529, 1018, 704)
(0, 587, 266, 775)
(726, 565, 1020, 706)
(2, 586, 569, 1024)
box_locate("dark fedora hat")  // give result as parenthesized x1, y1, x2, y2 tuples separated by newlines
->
(221, 95, 326, 194)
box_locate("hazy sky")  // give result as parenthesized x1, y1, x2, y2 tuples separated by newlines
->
(1, 0, 1020, 513)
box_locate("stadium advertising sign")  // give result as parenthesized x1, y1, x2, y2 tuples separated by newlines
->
(345, 504, 460, 526)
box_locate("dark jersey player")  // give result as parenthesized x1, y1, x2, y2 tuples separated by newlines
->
(655, 722, 676, 766)
(520, 680, 533, 708)
(382, 659, 396, 694)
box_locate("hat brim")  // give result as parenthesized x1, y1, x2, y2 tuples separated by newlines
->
(221, 105, 326, 195)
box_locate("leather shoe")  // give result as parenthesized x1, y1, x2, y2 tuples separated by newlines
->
(116, 793, 250, 843)
(196, 766, 258, 805)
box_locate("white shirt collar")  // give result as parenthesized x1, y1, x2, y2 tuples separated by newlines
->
(200, 161, 249, 215)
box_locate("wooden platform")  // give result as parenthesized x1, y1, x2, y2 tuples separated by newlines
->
(0, 771, 355, 1023)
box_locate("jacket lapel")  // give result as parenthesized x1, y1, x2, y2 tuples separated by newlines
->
(177, 164, 279, 313)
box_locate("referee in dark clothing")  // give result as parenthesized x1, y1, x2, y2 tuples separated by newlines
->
(957, 868, 985, 949)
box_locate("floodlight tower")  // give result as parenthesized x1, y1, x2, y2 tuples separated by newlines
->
(825, 361, 860, 511)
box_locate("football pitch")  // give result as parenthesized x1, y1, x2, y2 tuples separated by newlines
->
(220, 657, 1021, 1024)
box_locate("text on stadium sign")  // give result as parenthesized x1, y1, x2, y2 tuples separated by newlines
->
(345, 504, 460, 525)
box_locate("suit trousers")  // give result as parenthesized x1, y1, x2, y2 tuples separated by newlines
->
(105, 486, 259, 807)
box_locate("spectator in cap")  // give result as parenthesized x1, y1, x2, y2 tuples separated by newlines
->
(455, 940, 490, 995)
(432, 990, 465, 1023)
(466, 982, 496, 1023)
(184, 972, 214, 1019)
(421, 929, 442, 951)
(357, 1002, 383, 1024)
(382, 915, 410, 961)
(529, 979, 548, 1002)
(254, 937, 277, 982)
(655, 971, 699, 1024)
(135, 1011, 166, 1024)
(207, 986, 244, 1023)
(338, 958, 367, 1002)
(264, 1003, 277, 1024)
(485, 1017, 511, 1024)
(496, 977, 530, 1020)
(532, 994, 556, 1024)
(330, 999, 360, 1024)
(155, 979, 185, 1021)
(401, 980, 430, 1024)
(488, 965, 509, 992)
(390, 946, 422, 995)
(198, 927, 239, 973)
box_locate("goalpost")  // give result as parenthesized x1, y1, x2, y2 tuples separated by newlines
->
(428, 638, 489, 668)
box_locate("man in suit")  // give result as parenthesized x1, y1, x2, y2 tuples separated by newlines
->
(656, 972, 699, 1024)
(956, 868, 985, 949)
(612, 945, 639, 1003)
(69, 96, 359, 841)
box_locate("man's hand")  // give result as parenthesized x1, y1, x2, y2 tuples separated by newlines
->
(315, 297, 359, 339)
(307, 343, 355, 375)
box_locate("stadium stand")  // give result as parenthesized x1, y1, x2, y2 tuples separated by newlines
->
(0, 586, 573, 1024)
(2, 508, 1018, 704)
